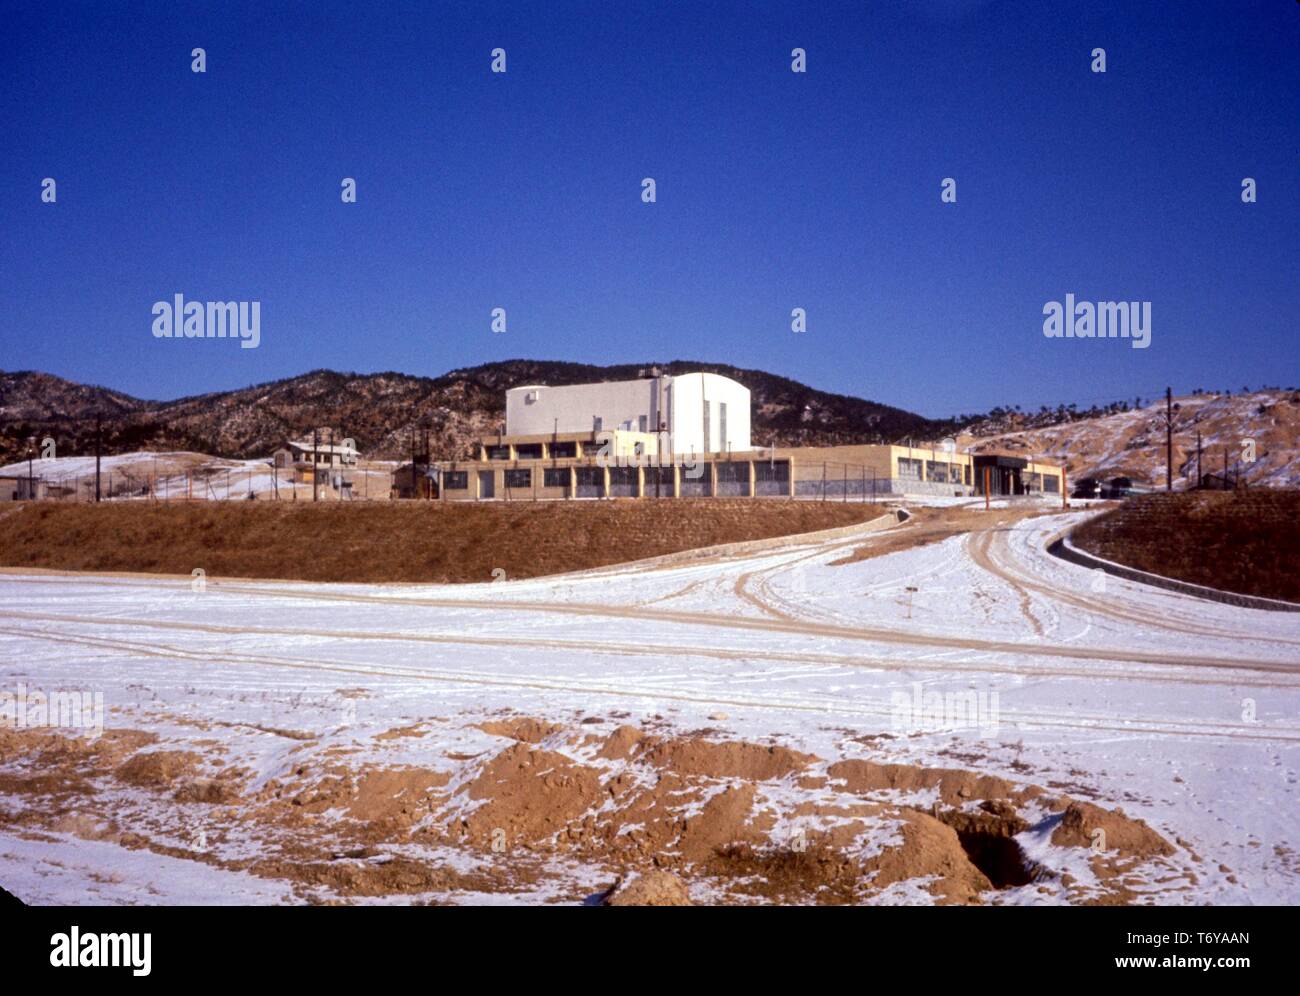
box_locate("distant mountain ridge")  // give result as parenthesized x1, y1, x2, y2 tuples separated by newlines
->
(0, 361, 971, 464)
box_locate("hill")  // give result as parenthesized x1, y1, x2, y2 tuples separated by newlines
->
(0, 361, 966, 465)
(961, 390, 1300, 489)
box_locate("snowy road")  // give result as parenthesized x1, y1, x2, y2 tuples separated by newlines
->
(1, 505, 1297, 903)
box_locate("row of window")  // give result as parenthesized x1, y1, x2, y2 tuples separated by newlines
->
(485, 441, 581, 460)
(483, 468, 575, 489)
(452, 464, 785, 492)
(446, 462, 1061, 493)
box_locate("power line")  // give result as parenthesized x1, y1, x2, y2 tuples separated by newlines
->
(918, 382, 1280, 420)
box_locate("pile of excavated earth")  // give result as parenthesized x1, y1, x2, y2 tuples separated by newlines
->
(0, 713, 1193, 905)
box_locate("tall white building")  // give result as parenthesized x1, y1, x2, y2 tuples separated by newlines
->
(505, 371, 751, 454)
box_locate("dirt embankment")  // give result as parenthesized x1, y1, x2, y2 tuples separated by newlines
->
(0, 716, 1192, 906)
(0, 500, 885, 584)
(1070, 490, 1300, 603)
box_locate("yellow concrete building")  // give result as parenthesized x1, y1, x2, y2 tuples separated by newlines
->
(418, 372, 1063, 501)
(429, 431, 1063, 501)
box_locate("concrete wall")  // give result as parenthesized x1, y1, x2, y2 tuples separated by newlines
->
(505, 373, 751, 456)
(666, 372, 751, 456)
(506, 378, 665, 437)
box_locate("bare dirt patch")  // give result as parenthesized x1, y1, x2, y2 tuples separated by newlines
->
(830, 505, 1053, 565)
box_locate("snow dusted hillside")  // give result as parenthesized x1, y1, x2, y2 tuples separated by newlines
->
(963, 390, 1300, 489)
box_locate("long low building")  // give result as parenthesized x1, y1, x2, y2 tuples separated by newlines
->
(428, 373, 1064, 501)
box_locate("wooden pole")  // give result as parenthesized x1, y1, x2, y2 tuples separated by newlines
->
(984, 467, 990, 510)
(1165, 386, 1173, 492)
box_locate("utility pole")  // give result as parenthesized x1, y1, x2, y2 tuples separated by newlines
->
(1165, 387, 1173, 491)
(1195, 430, 1203, 490)
(94, 414, 102, 502)
(655, 419, 663, 499)
(312, 428, 320, 501)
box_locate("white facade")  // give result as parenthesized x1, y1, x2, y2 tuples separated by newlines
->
(505, 372, 751, 455)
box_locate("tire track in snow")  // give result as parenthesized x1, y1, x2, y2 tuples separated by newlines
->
(4, 624, 1299, 744)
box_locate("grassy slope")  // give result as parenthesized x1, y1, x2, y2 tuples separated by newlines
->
(0, 500, 884, 584)
(1071, 490, 1300, 603)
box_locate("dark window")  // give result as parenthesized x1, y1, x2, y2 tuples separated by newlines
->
(486, 445, 511, 460)
(504, 469, 530, 488)
(543, 468, 569, 488)
(549, 441, 577, 458)
(608, 467, 638, 486)
(898, 458, 922, 480)
(715, 461, 748, 483)
(444, 471, 468, 489)
(1044, 474, 1060, 493)
(514, 443, 543, 460)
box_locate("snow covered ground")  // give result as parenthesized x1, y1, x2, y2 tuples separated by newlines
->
(0, 506, 1296, 904)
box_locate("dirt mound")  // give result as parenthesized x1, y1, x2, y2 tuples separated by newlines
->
(477, 717, 563, 743)
(597, 724, 643, 760)
(603, 870, 693, 906)
(115, 750, 203, 788)
(452, 744, 604, 847)
(869, 812, 995, 904)
(635, 737, 814, 781)
(827, 759, 1015, 804)
(173, 776, 241, 804)
(0, 720, 1193, 905)
(1051, 801, 1174, 858)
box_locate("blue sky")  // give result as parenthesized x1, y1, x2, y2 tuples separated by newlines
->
(1, 0, 1296, 417)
